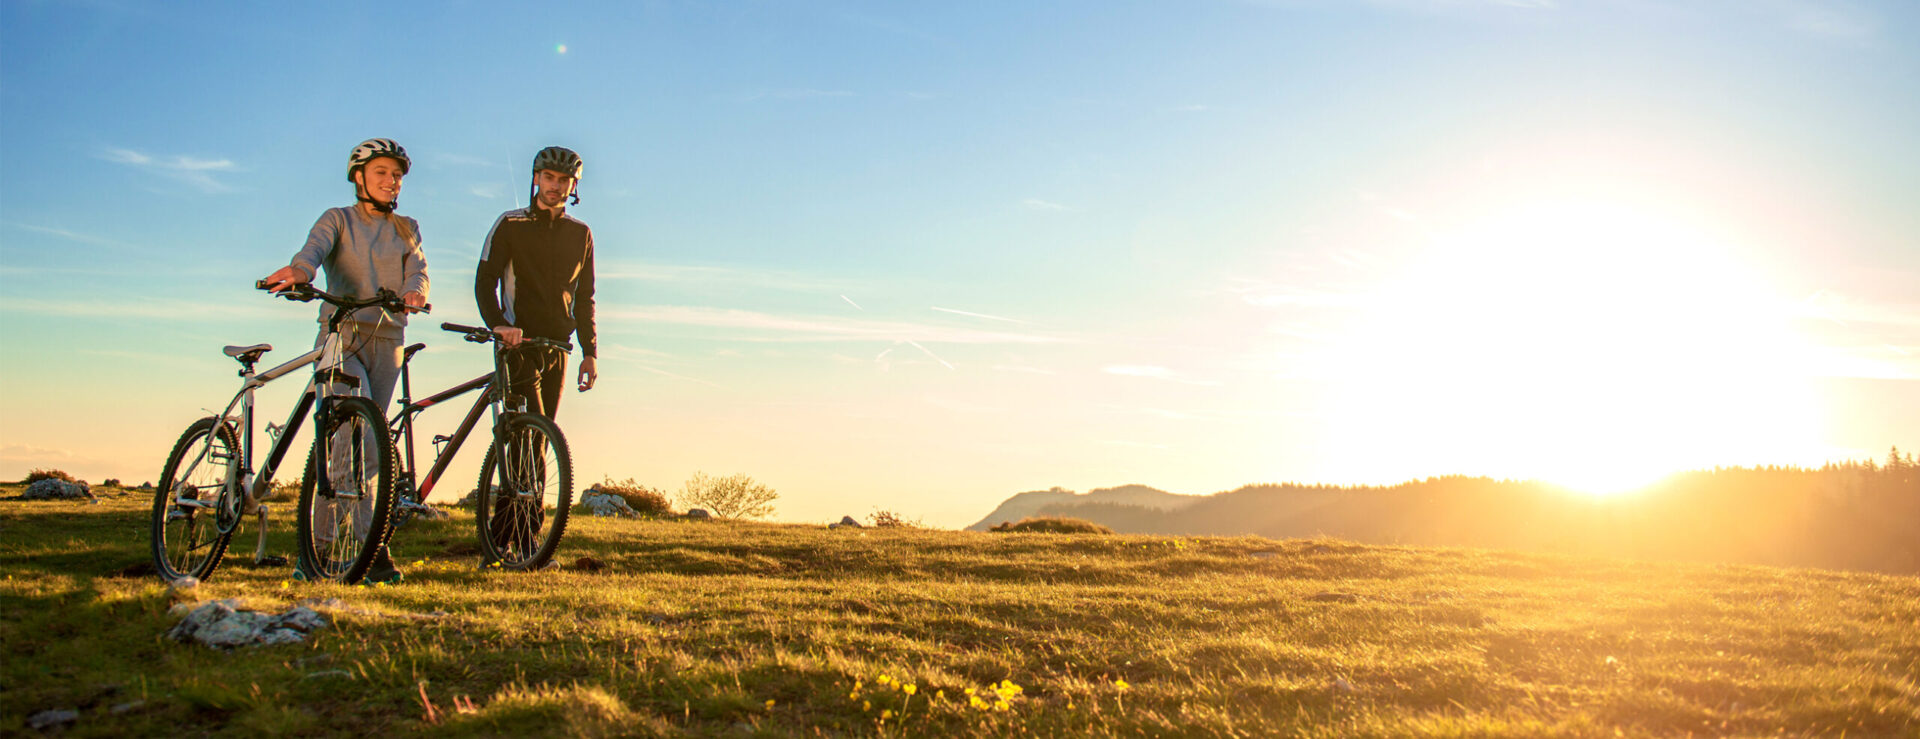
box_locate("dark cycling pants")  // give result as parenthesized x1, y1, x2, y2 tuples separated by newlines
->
(505, 345, 568, 420)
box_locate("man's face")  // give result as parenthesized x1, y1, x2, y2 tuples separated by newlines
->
(534, 168, 577, 209)
(356, 157, 405, 205)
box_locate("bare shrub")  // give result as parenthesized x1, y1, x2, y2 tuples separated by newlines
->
(677, 472, 777, 520)
(869, 509, 922, 528)
(593, 477, 674, 518)
(989, 516, 1113, 534)
(24, 468, 76, 484)
(264, 479, 300, 503)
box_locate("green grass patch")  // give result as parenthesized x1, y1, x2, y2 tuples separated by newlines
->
(3, 484, 1917, 736)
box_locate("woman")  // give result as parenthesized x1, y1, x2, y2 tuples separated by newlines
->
(262, 138, 429, 585)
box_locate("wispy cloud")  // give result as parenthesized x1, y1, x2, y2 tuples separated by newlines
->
(470, 184, 506, 199)
(931, 306, 1029, 324)
(600, 304, 1069, 346)
(1794, 290, 1920, 329)
(1100, 440, 1170, 449)
(904, 340, 955, 370)
(841, 295, 865, 311)
(1166, 104, 1213, 113)
(4, 222, 143, 253)
(0, 296, 273, 321)
(0, 444, 73, 462)
(729, 89, 857, 103)
(98, 147, 240, 193)
(598, 261, 863, 293)
(1022, 198, 1069, 211)
(1103, 365, 1221, 386)
(1764, 0, 1876, 41)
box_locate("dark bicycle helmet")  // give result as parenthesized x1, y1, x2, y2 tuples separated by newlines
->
(532, 146, 584, 179)
(530, 146, 583, 207)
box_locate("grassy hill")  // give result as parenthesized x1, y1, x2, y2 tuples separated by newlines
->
(999, 466, 1920, 575)
(4, 486, 1918, 737)
(965, 484, 1196, 531)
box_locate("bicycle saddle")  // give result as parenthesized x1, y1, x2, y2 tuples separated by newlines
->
(223, 344, 272, 363)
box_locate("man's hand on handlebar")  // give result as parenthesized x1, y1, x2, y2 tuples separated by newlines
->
(492, 326, 523, 349)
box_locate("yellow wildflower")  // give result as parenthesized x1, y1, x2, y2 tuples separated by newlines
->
(765, 699, 776, 709)
(1114, 679, 1130, 691)
(904, 684, 918, 696)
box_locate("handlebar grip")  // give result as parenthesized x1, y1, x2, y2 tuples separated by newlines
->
(441, 322, 482, 334)
(254, 279, 272, 290)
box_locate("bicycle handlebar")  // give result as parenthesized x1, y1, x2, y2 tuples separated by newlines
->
(439, 322, 573, 354)
(256, 280, 430, 315)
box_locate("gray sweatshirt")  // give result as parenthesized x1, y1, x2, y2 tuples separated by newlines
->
(289, 206, 430, 338)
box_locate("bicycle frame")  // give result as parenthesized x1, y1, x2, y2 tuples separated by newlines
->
(167, 325, 361, 562)
(388, 328, 573, 510)
(165, 285, 408, 566)
(391, 368, 492, 506)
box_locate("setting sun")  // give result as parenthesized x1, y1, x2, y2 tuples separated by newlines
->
(1324, 194, 1823, 494)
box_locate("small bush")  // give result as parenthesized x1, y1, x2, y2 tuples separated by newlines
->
(592, 477, 674, 518)
(102, 478, 122, 488)
(264, 479, 300, 503)
(989, 516, 1113, 534)
(677, 471, 777, 520)
(869, 509, 923, 528)
(24, 468, 76, 484)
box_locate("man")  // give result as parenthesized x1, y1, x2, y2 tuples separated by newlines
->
(474, 146, 599, 418)
(473, 146, 598, 562)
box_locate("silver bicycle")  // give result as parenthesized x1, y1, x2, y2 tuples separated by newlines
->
(148, 282, 422, 584)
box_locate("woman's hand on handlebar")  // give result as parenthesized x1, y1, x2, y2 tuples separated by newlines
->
(403, 291, 428, 314)
(260, 265, 307, 293)
(492, 326, 523, 348)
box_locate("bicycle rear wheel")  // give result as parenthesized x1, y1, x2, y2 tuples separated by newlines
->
(295, 396, 397, 583)
(474, 412, 573, 570)
(150, 417, 242, 583)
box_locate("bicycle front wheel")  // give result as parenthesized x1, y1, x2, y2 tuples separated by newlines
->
(295, 396, 397, 583)
(474, 412, 573, 570)
(150, 417, 242, 583)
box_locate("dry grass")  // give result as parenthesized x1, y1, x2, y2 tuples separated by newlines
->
(4, 486, 1918, 736)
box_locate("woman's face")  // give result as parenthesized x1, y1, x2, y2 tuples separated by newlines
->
(356, 157, 405, 205)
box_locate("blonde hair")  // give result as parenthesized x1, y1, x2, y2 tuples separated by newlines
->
(384, 211, 418, 248)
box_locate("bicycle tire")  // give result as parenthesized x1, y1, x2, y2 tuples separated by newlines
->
(295, 396, 397, 584)
(149, 417, 242, 583)
(474, 412, 573, 570)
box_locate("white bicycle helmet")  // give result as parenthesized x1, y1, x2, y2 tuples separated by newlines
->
(347, 138, 411, 182)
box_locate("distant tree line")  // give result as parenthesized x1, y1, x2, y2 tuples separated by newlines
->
(1031, 447, 1920, 574)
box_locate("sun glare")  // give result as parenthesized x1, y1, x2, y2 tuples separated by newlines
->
(1322, 196, 1821, 495)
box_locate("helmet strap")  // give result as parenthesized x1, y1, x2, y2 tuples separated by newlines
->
(353, 175, 396, 213)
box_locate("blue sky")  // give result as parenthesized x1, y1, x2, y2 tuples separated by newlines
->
(3, 0, 1916, 526)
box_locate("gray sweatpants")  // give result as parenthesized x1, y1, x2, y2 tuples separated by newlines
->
(314, 323, 401, 547)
